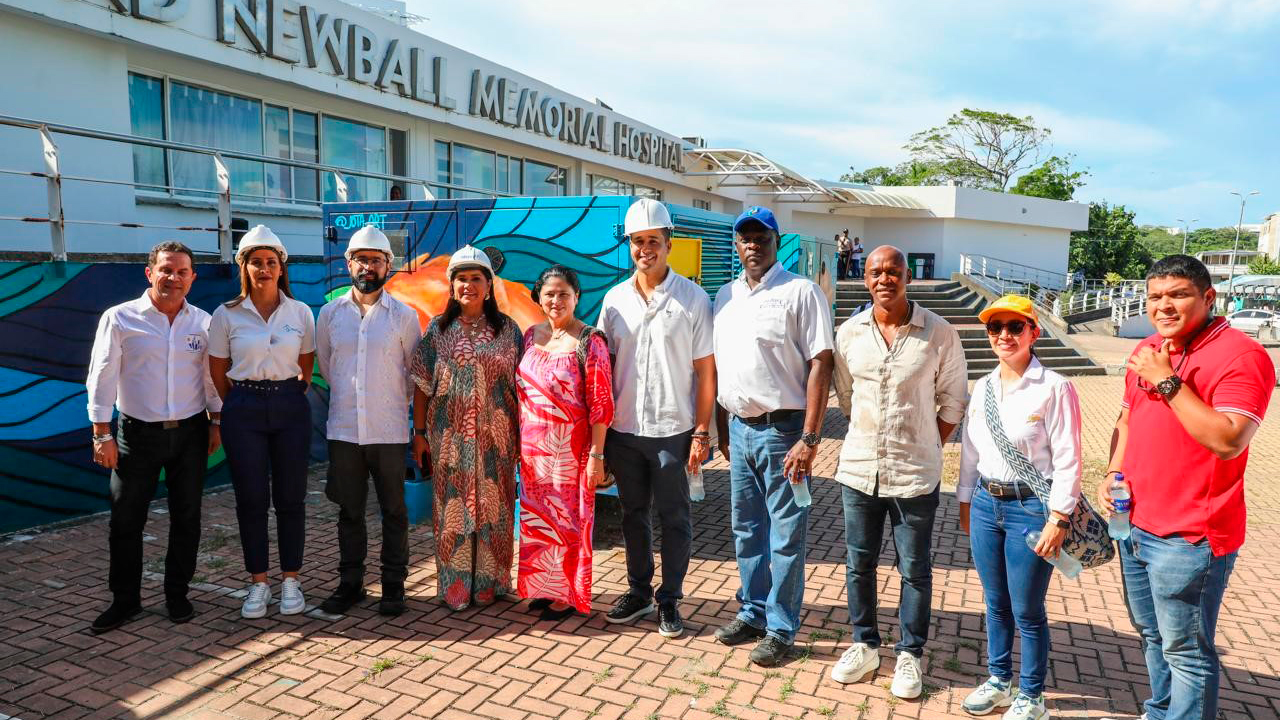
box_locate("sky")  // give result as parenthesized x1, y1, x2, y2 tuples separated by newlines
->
(403, 0, 1279, 229)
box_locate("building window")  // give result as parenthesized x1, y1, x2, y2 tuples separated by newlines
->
(169, 80, 265, 199)
(322, 115, 387, 202)
(433, 142, 559, 198)
(128, 73, 166, 192)
(127, 72, 404, 204)
(588, 173, 662, 200)
(692, 198, 711, 211)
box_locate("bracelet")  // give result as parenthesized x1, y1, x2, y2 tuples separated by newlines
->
(210, 418, 221, 427)
(692, 435, 710, 443)
(92, 433, 113, 444)
(588, 452, 605, 460)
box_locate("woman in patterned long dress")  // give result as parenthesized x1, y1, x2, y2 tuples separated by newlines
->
(410, 247, 522, 611)
(517, 265, 614, 619)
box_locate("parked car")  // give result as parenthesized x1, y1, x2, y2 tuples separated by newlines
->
(1226, 309, 1280, 336)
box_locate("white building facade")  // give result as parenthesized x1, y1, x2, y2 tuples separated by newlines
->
(0, 0, 1086, 276)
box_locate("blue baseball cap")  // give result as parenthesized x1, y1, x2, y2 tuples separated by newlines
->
(733, 206, 780, 235)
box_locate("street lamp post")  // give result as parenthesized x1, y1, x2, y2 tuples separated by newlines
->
(1176, 217, 1198, 255)
(1228, 190, 1260, 311)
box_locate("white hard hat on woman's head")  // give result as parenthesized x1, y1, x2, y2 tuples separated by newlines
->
(446, 245, 494, 277)
(624, 198, 673, 237)
(345, 223, 394, 262)
(235, 224, 288, 263)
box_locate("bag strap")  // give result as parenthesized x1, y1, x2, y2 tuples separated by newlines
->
(576, 325, 605, 392)
(982, 376, 1053, 505)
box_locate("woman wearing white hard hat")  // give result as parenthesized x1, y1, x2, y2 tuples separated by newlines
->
(208, 224, 317, 620)
(409, 245, 522, 611)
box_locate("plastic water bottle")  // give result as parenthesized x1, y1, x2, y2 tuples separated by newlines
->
(1024, 529, 1082, 579)
(688, 465, 706, 502)
(1108, 472, 1132, 540)
(791, 475, 812, 508)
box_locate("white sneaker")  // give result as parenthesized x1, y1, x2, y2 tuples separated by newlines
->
(830, 642, 879, 684)
(963, 676, 1014, 715)
(279, 577, 306, 615)
(1002, 693, 1048, 720)
(241, 582, 271, 619)
(890, 651, 923, 699)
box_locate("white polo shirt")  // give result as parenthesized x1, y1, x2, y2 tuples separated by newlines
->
(208, 295, 316, 381)
(597, 268, 713, 437)
(713, 263, 834, 418)
(316, 290, 421, 445)
(86, 292, 222, 423)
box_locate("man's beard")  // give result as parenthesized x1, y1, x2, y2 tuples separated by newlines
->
(352, 272, 388, 293)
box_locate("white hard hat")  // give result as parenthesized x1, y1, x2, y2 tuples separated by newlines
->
(446, 245, 493, 276)
(624, 198, 673, 237)
(235, 224, 288, 263)
(345, 223, 394, 262)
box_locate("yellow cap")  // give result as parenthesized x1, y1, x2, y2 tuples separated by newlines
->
(978, 294, 1039, 325)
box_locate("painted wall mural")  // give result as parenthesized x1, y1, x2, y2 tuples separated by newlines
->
(0, 196, 831, 533)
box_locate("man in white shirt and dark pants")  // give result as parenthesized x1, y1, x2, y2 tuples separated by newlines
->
(85, 242, 222, 633)
(598, 199, 716, 639)
(315, 225, 421, 616)
(712, 206, 834, 667)
(829, 245, 968, 699)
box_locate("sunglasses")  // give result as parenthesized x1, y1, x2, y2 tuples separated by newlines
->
(985, 319, 1033, 336)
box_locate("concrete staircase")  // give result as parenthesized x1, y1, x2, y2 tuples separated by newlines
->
(834, 280, 1105, 379)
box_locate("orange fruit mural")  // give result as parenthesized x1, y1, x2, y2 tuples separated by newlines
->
(384, 253, 546, 332)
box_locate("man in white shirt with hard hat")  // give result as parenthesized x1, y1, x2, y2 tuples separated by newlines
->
(85, 241, 222, 633)
(315, 224, 422, 617)
(597, 199, 716, 639)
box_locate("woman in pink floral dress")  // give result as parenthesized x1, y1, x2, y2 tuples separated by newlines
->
(517, 265, 614, 619)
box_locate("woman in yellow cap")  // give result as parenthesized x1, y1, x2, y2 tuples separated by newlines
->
(956, 294, 1083, 720)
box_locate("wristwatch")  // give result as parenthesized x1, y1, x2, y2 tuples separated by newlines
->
(1155, 375, 1183, 400)
(1050, 516, 1070, 530)
(413, 427, 428, 437)
(800, 431, 819, 448)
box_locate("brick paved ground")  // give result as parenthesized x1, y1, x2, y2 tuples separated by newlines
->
(3, 376, 1280, 720)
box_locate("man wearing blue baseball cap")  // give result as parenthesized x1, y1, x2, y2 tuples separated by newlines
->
(712, 205, 834, 666)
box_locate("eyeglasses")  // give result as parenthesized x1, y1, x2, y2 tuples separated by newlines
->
(985, 319, 1033, 336)
(351, 256, 387, 269)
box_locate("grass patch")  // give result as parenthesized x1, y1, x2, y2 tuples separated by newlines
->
(957, 639, 980, 651)
(368, 657, 398, 677)
(808, 630, 836, 642)
(200, 528, 231, 552)
(666, 686, 689, 697)
(593, 667, 613, 683)
(817, 706, 835, 717)
(205, 556, 229, 570)
(943, 655, 963, 672)
(693, 680, 710, 697)
(778, 675, 795, 702)
(709, 699, 735, 718)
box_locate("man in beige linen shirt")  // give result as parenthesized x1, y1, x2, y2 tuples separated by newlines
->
(827, 246, 968, 699)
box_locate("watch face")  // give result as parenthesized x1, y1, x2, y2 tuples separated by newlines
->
(801, 432, 819, 447)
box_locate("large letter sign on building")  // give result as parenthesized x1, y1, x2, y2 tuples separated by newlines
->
(106, 0, 683, 172)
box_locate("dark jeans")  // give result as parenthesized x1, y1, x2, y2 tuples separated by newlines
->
(108, 413, 209, 602)
(838, 253, 850, 280)
(605, 429, 693, 604)
(842, 483, 939, 657)
(326, 440, 410, 587)
(1121, 525, 1237, 720)
(221, 381, 311, 575)
(969, 485, 1054, 697)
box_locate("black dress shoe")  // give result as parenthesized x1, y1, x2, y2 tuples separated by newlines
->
(749, 636, 792, 667)
(378, 585, 406, 616)
(319, 582, 367, 615)
(166, 596, 195, 624)
(714, 618, 766, 646)
(604, 593, 654, 624)
(539, 604, 577, 622)
(91, 599, 142, 634)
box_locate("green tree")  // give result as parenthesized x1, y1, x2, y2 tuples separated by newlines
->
(1247, 256, 1280, 275)
(841, 161, 947, 186)
(1068, 202, 1153, 279)
(905, 109, 1050, 190)
(1009, 156, 1088, 201)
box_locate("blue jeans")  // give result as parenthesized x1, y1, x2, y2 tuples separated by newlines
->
(728, 413, 808, 644)
(842, 482, 939, 657)
(1120, 525, 1237, 720)
(968, 486, 1054, 697)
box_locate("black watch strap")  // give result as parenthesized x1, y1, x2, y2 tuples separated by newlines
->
(1051, 516, 1070, 530)
(413, 428, 428, 437)
(1155, 374, 1183, 400)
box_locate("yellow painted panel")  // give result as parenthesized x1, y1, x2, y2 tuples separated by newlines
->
(670, 236, 702, 283)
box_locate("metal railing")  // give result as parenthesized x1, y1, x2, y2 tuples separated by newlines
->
(958, 254, 1156, 324)
(0, 113, 511, 261)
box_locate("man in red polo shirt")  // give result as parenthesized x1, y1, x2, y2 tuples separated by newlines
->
(1099, 255, 1273, 720)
